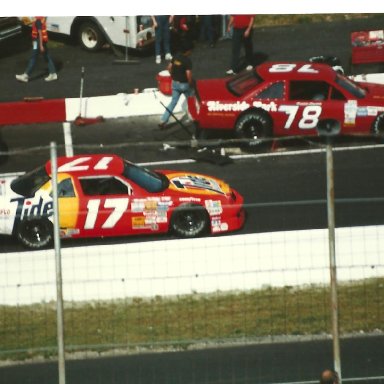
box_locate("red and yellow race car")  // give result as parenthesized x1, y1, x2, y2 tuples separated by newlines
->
(0, 154, 245, 249)
(188, 61, 384, 139)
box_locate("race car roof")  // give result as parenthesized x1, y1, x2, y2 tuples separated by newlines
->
(256, 62, 337, 82)
(46, 154, 125, 176)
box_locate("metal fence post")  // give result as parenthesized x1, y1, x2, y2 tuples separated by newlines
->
(326, 142, 342, 382)
(50, 142, 66, 384)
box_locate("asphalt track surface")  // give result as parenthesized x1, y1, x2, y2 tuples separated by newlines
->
(1, 15, 384, 384)
(0, 15, 384, 102)
(1, 335, 384, 384)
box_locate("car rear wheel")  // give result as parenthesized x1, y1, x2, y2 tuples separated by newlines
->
(78, 21, 105, 51)
(235, 111, 273, 140)
(171, 204, 209, 238)
(16, 217, 53, 250)
(372, 113, 384, 136)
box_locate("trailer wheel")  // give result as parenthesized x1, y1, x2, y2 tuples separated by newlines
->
(78, 21, 105, 51)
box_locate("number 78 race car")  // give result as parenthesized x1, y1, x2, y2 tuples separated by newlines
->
(187, 61, 384, 139)
(0, 154, 245, 249)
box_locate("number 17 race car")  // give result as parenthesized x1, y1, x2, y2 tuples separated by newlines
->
(187, 61, 384, 139)
(0, 154, 245, 250)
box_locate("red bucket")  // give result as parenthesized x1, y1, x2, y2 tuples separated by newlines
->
(156, 70, 172, 95)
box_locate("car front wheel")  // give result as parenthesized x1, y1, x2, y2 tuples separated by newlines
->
(372, 113, 384, 136)
(16, 217, 53, 250)
(171, 204, 209, 238)
(235, 111, 273, 140)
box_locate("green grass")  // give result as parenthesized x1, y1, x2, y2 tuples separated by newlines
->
(253, 13, 380, 28)
(0, 278, 383, 361)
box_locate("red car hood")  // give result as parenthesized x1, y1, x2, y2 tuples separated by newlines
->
(360, 82, 384, 101)
(195, 78, 234, 100)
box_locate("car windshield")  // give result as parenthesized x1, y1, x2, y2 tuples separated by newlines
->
(123, 161, 169, 193)
(227, 71, 263, 96)
(10, 165, 50, 197)
(335, 74, 366, 98)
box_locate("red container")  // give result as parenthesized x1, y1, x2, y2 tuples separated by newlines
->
(156, 71, 172, 95)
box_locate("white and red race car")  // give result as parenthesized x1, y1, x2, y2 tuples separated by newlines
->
(0, 154, 245, 249)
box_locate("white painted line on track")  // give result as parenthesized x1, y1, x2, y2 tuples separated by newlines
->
(1, 142, 383, 175)
(139, 142, 384, 167)
(63, 122, 74, 157)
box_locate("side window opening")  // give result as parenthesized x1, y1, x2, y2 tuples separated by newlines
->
(330, 87, 346, 100)
(289, 81, 330, 101)
(79, 177, 130, 196)
(255, 82, 284, 99)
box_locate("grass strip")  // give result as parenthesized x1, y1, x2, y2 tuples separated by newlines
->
(0, 278, 383, 361)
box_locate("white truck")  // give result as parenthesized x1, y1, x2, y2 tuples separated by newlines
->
(21, 16, 154, 52)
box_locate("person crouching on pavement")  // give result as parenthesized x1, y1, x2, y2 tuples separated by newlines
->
(158, 40, 194, 129)
(16, 17, 58, 82)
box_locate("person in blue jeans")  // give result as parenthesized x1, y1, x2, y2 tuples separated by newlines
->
(158, 40, 194, 129)
(200, 15, 215, 48)
(16, 17, 57, 82)
(151, 15, 173, 64)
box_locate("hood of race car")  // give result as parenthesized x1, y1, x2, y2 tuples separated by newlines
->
(161, 171, 231, 197)
(360, 82, 384, 101)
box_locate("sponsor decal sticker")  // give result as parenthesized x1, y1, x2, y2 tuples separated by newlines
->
(207, 101, 250, 112)
(344, 100, 357, 125)
(205, 200, 223, 215)
(132, 216, 146, 228)
(171, 175, 224, 195)
(179, 197, 201, 202)
(252, 101, 278, 112)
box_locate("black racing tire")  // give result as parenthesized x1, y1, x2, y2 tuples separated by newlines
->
(372, 113, 384, 136)
(16, 217, 53, 250)
(78, 21, 105, 51)
(171, 204, 209, 238)
(235, 110, 273, 140)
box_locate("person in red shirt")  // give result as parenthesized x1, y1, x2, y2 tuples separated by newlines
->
(226, 14, 255, 75)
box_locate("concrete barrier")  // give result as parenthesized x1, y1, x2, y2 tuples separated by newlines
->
(0, 89, 186, 126)
(0, 98, 66, 125)
(1, 226, 383, 305)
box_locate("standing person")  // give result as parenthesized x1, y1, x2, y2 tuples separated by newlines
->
(226, 14, 255, 75)
(320, 369, 340, 384)
(16, 17, 58, 82)
(158, 40, 194, 129)
(151, 15, 173, 64)
(200, 15, 215, 48)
